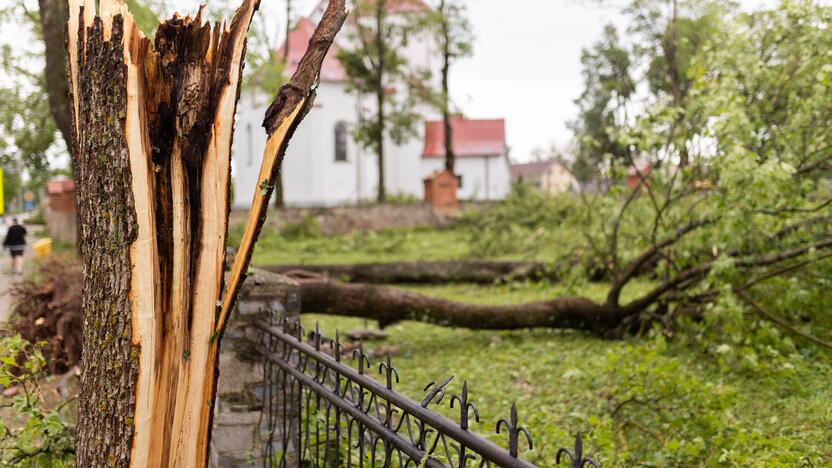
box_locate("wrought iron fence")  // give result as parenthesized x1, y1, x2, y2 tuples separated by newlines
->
(253, 317, 600, 467)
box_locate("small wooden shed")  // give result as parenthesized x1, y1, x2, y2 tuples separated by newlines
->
(423, 169, 459, 211)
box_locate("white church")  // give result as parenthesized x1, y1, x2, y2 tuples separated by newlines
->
(231, 0, 511, 208)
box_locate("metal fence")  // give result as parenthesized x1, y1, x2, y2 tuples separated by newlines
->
(252, 317, 599, 467)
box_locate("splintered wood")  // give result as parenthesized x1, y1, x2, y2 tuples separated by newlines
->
(65, 0, 346, 465)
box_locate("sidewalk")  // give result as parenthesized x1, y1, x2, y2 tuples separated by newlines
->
(0, 219, 37, 324)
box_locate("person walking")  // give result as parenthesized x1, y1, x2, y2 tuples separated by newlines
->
(3, 218, 27, 274)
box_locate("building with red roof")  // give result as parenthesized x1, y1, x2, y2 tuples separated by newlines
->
(231, 3, 510, 207)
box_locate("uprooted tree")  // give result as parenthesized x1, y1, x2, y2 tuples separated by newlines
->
(65, 0, 346, 465)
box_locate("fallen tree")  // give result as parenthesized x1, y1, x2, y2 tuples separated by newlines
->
(265, 260, 562, 284)
(288, 222, 832, 338)
(65, 0, 346, 466)
(262, 256, 648, 284)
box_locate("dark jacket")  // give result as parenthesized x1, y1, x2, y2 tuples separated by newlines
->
(3, 224, 27, 247)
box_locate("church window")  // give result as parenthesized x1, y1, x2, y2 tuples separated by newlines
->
(334, 121, 348, 162)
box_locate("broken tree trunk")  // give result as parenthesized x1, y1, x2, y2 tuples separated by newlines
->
(65, 0, 346, 465)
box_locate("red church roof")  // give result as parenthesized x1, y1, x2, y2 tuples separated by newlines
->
(422, 118, 507, 158)
(277, 17, 346, 82)
(378, 0, 431, 13)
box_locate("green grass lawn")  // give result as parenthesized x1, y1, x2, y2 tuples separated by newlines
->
(240, 222, 831, 466)
(232, 223, 576, 266)
(301, 289, 831, 467)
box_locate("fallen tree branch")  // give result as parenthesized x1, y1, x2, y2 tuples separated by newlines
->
(737, 291, 832, 350)
(264, 260, 561, 284)
(292, 276, 625, 335)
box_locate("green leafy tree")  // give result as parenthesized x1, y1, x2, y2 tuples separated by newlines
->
(338, 0, 423, 202)
(430, 0, 473, 173)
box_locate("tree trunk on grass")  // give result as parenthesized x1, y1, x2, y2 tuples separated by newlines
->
(65, 0, 346, 465)
(263, 257, 632, 284)
(295, 277, 623, 334)
(265, 260, 562, 284)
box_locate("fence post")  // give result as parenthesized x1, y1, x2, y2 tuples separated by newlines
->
(209, 269, 300, 467)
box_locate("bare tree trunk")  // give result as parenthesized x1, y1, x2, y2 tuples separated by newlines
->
(37, 0, 73, 155)
(65, 0, 346, 465)
(439, 0, 455, 173)
(375, 0, 386, 203)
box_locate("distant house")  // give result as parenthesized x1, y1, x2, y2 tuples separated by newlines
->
(421, 117, 511, 201)
(231, 0, 509, 208)
(510, 160, 580, 194)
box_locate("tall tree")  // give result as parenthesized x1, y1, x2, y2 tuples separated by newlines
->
(64, 0, 346, 465)
(339, 0, 422, 202)
(432, 0, 472, 173)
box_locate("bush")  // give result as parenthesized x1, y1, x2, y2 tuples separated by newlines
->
(458, 183, 583, 258)
(0, 335, 75, 466)
(279, 214, 320, 239)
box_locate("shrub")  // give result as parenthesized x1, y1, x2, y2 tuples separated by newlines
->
(0, 335, 75, 466)
(458, 183, 583, 258)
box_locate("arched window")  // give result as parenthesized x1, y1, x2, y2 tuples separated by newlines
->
(334, 121, 348, 162)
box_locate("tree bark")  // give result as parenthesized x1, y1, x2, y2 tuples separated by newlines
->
(38, 0, 74, 155)
(295, 277, 623, 334)
(439, 0, 455, 173)
(65, 0, 346, 465)
(375, 0, 387, 202)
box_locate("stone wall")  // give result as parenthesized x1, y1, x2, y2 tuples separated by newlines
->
(209, 269, 300, 467)
(229, 201, 495, 236)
